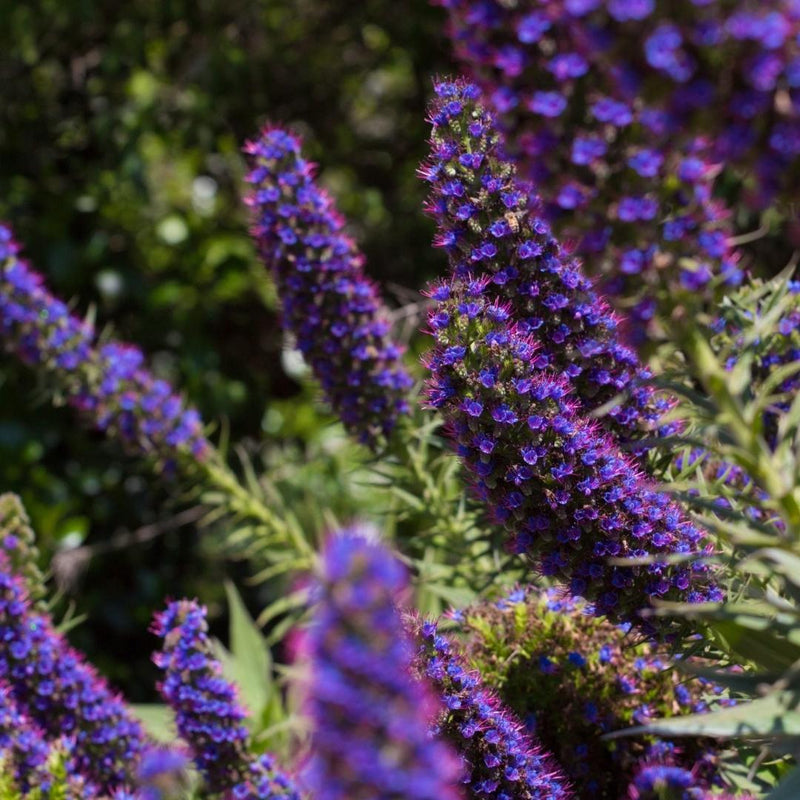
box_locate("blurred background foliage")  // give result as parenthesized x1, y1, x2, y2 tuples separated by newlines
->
(0, 0, 453, 699)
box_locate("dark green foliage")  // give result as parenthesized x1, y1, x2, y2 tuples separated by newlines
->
(0, 0, 453, 699)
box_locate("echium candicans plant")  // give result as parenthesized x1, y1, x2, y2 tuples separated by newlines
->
(0, 550, 145, 792)
(152, 599, 301, 800)
(423, 267, 721, 623)
(299, 529, 463, 800)
(422, 78, 675, 450)
(434, 1, 745, 343)
(244, 127, 414, 449)
(409, 615, 573, 800)
(0, 224, 210, 470)
(453, 588, 734, 799)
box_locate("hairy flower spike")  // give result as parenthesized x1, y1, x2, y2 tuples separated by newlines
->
(457, 589, 732, 798)
(0, 224, 210, 468)
(0, 552, 145, 790)
(424, 79, 676, 449)
(151, 599, 300, 799)
(436, 4, 747, 343)
(424, 274, 720, 624)
(300, 529, 463, 800)
(410, 615, 573, 800)
(244, 128, 414, 448)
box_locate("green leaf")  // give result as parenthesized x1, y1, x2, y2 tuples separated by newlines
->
(607, 691, 800, 739)
(712, 618, 800, 673)
(130, 704, 176, 743)
(220, 581, 273, 726)
(677, 662, 780, 695)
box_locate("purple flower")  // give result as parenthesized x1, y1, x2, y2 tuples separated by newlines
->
(152, 599, 301, 798)
(0, 681, 94, 795)
(134, 746, 189, 800)
(243, 128, 413, 448)
(423, 80, 676, 452)
(299, 529, 463, 800)
(628, 763, 694, 799)
(411, 616, 572, 800)
(0, 224, 210, 467)
(0, 552, 145, 790)
(423, 270, 719, 626)
(436, 2, 751, 344)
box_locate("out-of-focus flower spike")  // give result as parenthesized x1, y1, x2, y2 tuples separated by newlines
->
(435, 2, 749, 343)
(0, 552, 145, 791)
(299, 528, 464, 800)
(151, 599, 301, 799)
(133, 746, 190, 800)
(423, 273, 720, 625)
(423, 78, 677, 450)
(243, 128, 414, 449)
(410, 615, 573, 800)
(0, 223, 210, 469)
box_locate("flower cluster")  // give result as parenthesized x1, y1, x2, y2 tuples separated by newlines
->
(410, 615, 572, 800)
(435, 3, 746, 343)
(152, 599, 300, 799)
(244, 128, 414, 449)
(231, 753, 304, 800)
(0, 551, 145, 791)
(299, 529, 463, 800)
(0, 681, 93, 798)
(0, 224, 210, 468)
(424, 271, 719, 623)
(422, 79, 676, 450)
(456, 588, 731, 799)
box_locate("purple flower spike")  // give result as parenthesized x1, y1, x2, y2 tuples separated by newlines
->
(151, 599, 300, 799)
(435, 4, 747, 343)
(423, 79, 676, 450)
(135, 746, 189, 800)
(0, 552, 145, 791)
(0, 223, 210, 468)
(300, 528, 463, 800)
(411, 617, 573, 800)
(244, 128, 414, 449)
(423, 274, 720, 626)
